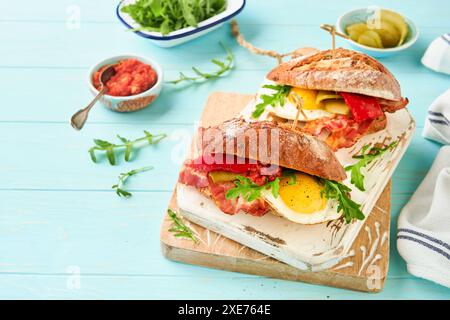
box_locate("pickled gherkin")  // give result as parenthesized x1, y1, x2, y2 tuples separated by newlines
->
(345, 9, 409, 49)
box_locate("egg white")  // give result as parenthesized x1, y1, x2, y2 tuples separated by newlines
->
(261, 189, 342, 224)
(268, 100, 334, 122)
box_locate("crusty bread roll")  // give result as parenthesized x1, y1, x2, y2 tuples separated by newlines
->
(267, 48, 401, 101)
(198, 118, 347, 182)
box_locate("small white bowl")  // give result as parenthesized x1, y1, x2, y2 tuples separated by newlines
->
(116, 0, 246, 47)
(337, 7, 419, 58)
(88, 54, 163, 113)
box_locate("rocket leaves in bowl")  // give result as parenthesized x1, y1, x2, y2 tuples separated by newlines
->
(121, 0, 227, 35)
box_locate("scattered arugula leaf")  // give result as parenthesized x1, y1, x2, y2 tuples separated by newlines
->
(88, 131, 166, 165)
(112, 166, 153, 198)
(167, 209, 198, 243)
(345, 141, 398, 191)
(252, 84, 292, 118)
(121, 0, 227, 35)
(320, 179, 365, 224)
(225, 176, 280, 202)
(169, 43, 234, 84)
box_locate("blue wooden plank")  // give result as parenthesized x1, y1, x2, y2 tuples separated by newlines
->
(0, 274, 448, 299)
(0, 21, 447, 73)
(0, 122, 189, 190)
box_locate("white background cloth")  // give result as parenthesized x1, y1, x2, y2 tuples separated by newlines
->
(422, 33, 450, 75)
(397, 146, 450, 288)
(422, 89, 450, 145)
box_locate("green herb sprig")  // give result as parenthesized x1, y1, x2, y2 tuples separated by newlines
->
(167, 209, 198, 243)
(88, 131, 166, 165)
(226, 176, 280, 202)
(112, 166, 153, 197)
(345, 141, 398, 191)
(252, 85, 292, 118)
(121, 0, 227, 35)
(169, 43, 234, 84)
(320, 179, 365, 224)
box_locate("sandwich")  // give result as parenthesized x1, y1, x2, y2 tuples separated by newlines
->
(178, 118, 364, 225)
(250, 48, 409, 150)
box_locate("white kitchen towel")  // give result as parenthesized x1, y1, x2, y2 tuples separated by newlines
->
(397, 146, 450, 288)
(421, 33, 450, 75)
(422, 89, 450, 145)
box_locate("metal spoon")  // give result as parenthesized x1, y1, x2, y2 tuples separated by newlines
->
(70, 65, 116, 130)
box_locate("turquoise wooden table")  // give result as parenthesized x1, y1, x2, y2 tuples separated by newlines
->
(1, 0, 450, 299)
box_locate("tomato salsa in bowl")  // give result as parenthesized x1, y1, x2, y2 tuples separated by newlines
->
(88, 55, 163, 112)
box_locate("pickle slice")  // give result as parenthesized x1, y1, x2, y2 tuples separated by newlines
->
(380, 9, 408, 46)
(358, 30, 384, 48)
(346, 23, 369, 42)
(375, 20, 401, 48)
(209, 171, 239, 184)
(315, 91, 342, 105)
(324, 100, 350, 115)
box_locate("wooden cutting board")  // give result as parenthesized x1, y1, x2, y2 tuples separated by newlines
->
(160, 92, 390, 292)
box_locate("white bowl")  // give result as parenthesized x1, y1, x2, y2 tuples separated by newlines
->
(336, 7, 419, 58)
(116, 0, 246, 47)
(88, 54, 164, 113)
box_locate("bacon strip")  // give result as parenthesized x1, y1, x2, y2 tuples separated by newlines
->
(178, 166, 209, 188)
(207, 178, 268, 216)
(178, 157, 279, 216)
(302, 114, 387, 150)
(379, 97, 409, 113)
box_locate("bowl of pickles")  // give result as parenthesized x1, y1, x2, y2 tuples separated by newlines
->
(337, 7, 419, 58)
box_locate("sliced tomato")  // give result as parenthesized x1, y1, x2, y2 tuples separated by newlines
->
(340, 92, 383, 123)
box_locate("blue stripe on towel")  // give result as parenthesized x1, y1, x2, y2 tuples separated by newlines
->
(429, 111, 445, 117)
(442, 34, 450, 45)
(398, 228, 450, 251)
(428, 111, 450, 124)
(397, 235, 450, 260)
(429, 118, 449, 126)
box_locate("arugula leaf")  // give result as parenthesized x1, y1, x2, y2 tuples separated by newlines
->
(112, 166, 153, 198)
(225, 176, 280, 202)
(149, 0, 162, 16)
(320, 179, 365, 224)
(167, 209, 198, 243)
(169, 43, 234, 85)
(345, 141, 398, 191)
(252, 85, 292, 118)
(121, 0, 227, 35)
(88, 131, 166, 165)
(270, 177, 280, 198)
(180, 0, 197, 27)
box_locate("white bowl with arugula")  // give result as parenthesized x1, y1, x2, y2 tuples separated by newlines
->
(116, 0, 246, 47)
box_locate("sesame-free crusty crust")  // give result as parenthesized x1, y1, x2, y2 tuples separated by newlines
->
(267, 48, 402, 101)
(198, 118, 347, 182)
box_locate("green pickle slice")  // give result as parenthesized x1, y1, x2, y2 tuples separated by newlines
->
(358, 30, 384, 48)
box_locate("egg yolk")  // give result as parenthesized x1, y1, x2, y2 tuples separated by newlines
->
(288, 88, 324, 110)
(279, 173, 327, 214)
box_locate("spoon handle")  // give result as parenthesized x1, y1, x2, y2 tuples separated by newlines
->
(85, 88, 106, 112)
(70, 88, 106, 130)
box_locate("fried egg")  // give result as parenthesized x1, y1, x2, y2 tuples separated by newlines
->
(262, 173, 342, 224)
(268, 101, 333, 122)
(258, 86, 335, 122)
